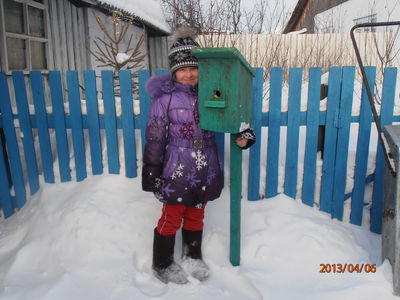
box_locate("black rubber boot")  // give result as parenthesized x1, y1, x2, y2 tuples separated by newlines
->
(181, 229, 210, 281)
(152, 228, 188, 284)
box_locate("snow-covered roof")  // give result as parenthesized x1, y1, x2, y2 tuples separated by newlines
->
(95, 0, 170, 34)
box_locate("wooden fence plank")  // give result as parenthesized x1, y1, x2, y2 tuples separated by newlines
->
(0, 132, 14, 218)
(49, 71, 71, 182)
(0, 72, 26, 208)
(248, 68, 263, 200)
(302, 67, 322, 206)
(139, 70, 151, 156)
(266, 68, 283, 198)
(30, 71, 55, 183)
(12, 71, 40, 195)
(0, 66, 395, 233)
(84, 70, 103, 175)
(284, 68, 302, 199)
(370, 67, 397, 233)
(120, 70, 137, 178)
(101, 71, 119, 174)
(332, 66, 356, 220)
(350, 67, 376, 225)
(67, 71, 87, 181)
(319, 67, 342, 213)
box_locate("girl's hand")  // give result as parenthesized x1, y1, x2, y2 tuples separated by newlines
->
(236, 137, 248, 148)
(235, 128, 256, 149)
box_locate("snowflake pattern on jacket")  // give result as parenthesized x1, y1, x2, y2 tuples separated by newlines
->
(142, 73, 223, 207)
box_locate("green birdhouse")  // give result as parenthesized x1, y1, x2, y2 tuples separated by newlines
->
(192, 47, 255, 133)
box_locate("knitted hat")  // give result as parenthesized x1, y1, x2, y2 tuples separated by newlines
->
(168, 27, 200, 73)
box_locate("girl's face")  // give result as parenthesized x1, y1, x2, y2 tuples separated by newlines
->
(175, 67, 198, 85)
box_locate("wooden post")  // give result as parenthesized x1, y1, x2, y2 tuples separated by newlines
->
(230, 134, 242, 266)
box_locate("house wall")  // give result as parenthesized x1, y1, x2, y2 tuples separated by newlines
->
(314, 0, 400, 68)
(315, 0, 400, 32)
(86, 7, 150, 72)
(287, 0, 349, 33)
(48, 0, 90, 72)
(1, 0, 167, 74)
(148, 36, 169, 73)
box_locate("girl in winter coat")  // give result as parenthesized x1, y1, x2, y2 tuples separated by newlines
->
(142, 27, 255, 284)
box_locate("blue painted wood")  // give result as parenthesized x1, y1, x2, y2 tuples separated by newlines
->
(156, 70, 168, 76)
(319, 67, 342, 213)
(266, 68, 283, 198)
(302, 68, 322, 206)
(0, 66, 397, 233)
(371, 67, 397, 233)
(284, 68, 302, 199)
(120, 70, 137, 178)
(350, 67, 376, 226)
(30, 71, 55, 183)
(12, 72, 40, 195)
(0, 72, 26, 208)
(101, 71, 119, 174)
(67, 71, 87, 182)
(139, 70, 151, 156)
(83, 70, 103, 175)
(248, 68, 263, 200)
(0, 132, 14, 217)
(49, 71, 71, 182)
(332, 66, 356, 220)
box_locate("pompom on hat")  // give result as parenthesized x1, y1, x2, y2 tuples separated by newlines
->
(168, 27, 200, 73)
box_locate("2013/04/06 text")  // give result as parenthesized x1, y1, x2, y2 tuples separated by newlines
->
(320, 264, 376, 273)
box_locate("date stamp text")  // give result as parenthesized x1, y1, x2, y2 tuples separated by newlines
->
(319, 264, 376, 273)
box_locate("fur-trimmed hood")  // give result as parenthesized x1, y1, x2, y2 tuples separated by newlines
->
(145, 72, 197, 99)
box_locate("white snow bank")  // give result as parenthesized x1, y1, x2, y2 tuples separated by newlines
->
(0, 174, 396, 299)
(97, 0, 170, 33)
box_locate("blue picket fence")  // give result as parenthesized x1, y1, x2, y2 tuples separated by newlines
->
(0, 67, 398, 234)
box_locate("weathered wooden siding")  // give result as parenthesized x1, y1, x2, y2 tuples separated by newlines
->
(198, 32, 394, 81)
(148, 36, 169, 74)
(48, 0, 89, 72)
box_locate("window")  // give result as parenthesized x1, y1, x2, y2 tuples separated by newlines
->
(353, 14, 377, 32)
(1, 0, 49, 71)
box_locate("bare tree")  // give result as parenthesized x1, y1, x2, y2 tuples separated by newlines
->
(161, 0, 247, 34)
(87, 10, 147, 95)
(88, 11, 147, 72)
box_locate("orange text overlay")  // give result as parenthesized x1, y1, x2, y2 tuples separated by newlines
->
(319, 264, 376, 273)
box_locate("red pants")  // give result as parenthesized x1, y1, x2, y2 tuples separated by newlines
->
(156, 203, 206, 236)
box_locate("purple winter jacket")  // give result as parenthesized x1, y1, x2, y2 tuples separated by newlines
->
(142, 73, 223, 207)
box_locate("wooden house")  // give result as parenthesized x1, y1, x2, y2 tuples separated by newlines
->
(284, 0, 400, 34)
(0, 0, 170, 74)
(283, 0, 349, 33)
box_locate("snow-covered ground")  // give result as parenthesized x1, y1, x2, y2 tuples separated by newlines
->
(0, 170, 397, 299)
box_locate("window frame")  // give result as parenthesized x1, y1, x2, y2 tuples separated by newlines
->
(0, 0, 51, 72)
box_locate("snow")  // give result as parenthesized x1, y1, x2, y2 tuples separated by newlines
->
(0, 173, 396, 299)
(0, 130, 398, 299)
(13, 97, 141, 117)
(287, 28, 307, 34)
(1, 1, 399, 295)
(116, 53, 131, 65)
(97, 0, 170, 33)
